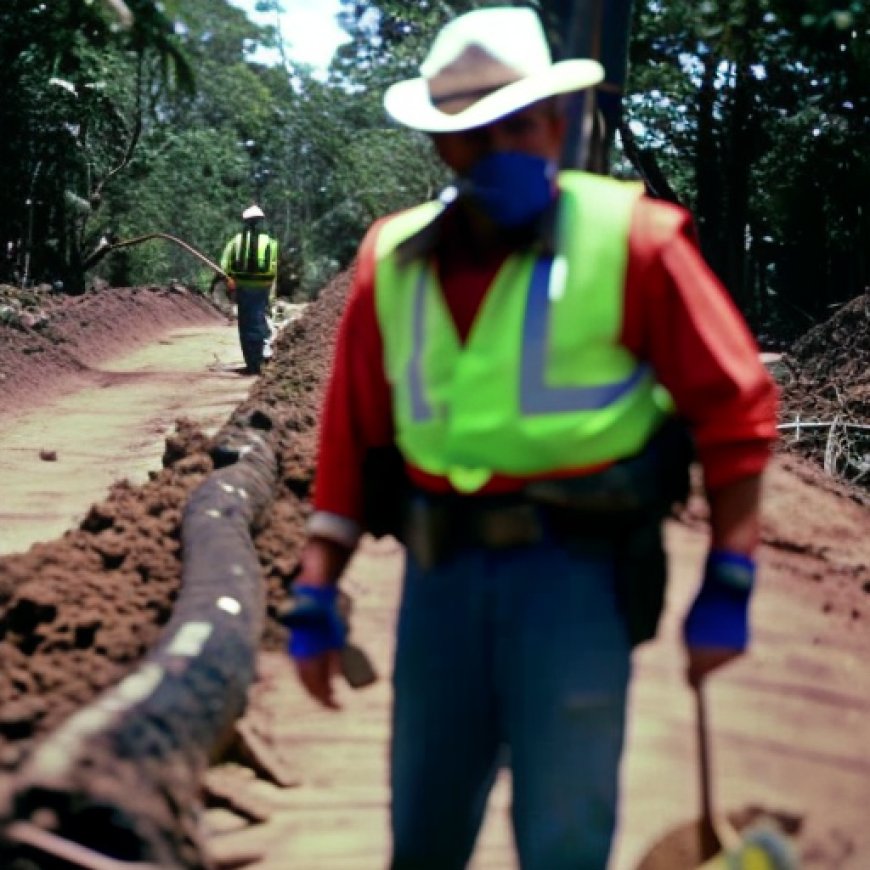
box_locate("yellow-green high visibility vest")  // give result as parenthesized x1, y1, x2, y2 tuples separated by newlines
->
(374, 171, 674, 492)
(221, 230, 278, 288)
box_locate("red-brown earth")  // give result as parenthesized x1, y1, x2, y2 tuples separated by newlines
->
(0, 278, 868, 869)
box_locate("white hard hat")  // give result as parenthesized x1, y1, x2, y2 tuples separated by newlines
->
(242, 204, 265, 221)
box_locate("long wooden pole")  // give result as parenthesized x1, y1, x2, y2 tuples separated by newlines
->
(82, 231, 230, 281)
(0, 431, 277, 868)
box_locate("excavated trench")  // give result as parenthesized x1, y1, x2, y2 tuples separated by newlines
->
(0, 276, 869, 868)
(0, 279, 340, 865)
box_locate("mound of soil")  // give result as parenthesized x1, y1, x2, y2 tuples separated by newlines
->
(783, 292, 870, 401)
(778, 292, 870, 486)
(0, 272, 348, 771)
(0, 283, 227, 417)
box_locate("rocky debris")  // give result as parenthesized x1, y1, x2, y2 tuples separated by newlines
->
(780, 291, 870, 420)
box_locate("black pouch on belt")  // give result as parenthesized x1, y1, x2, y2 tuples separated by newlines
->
(403, 494, 455, 570)
(525, 417, 695, 646)
(523, 417, 694, 520)
(361, 444, 409, 540)
(612, 514, 669, 647)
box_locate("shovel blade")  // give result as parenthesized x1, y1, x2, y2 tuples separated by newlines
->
(697, 825, 799, 870)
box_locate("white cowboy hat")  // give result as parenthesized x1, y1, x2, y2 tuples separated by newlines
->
(383, 7, 604, 134)
(242, 204, 265, 221)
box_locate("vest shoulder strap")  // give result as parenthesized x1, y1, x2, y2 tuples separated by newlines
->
(558, 170, 644, 199)
(375, 201, 444, 260)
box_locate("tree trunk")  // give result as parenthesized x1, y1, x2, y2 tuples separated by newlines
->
(694, 57, 724, 278)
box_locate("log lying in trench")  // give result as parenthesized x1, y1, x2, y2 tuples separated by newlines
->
(0, 427, 278, 869)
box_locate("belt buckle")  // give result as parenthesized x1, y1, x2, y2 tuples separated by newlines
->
(477, 503, 543, 549)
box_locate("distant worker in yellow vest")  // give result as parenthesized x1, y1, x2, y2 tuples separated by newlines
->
(281, 7, 778, 868)
(220, 204, 279, 375)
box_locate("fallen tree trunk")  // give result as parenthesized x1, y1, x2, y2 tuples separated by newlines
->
(0, 427, 277, 869)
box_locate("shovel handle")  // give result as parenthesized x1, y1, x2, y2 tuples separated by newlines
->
(693, 681, 722, 860)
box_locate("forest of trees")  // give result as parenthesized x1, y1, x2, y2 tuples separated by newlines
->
(0, 0, 867, 342)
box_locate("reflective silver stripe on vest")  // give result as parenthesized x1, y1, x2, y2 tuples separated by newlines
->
(406, 257, 647, 422)
(520, 256, 648, 412)
(408, 267, 433, 421)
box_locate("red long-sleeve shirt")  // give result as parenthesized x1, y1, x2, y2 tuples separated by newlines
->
(309, 195, 778, 546)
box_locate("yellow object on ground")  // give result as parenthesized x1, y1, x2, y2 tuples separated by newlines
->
(694, 682, 800, 870)
(697, 823, 798, 869)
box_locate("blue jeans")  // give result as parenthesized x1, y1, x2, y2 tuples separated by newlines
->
(235, 285, 270, 372)
(390, 538, 632, 870)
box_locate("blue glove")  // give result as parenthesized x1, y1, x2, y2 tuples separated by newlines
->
(683, 550, 755, 650)
(283, 584, 346, 660)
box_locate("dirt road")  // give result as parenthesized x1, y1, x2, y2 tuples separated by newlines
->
(0, 323, 251, 555)
(204, 463, 870, 870)
(1, 279, 868, 869)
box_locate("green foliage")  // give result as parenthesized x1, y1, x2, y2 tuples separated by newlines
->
(0, 0, 194, 291)
(626, 0, 869, 337)
(1, 0, 866, 344)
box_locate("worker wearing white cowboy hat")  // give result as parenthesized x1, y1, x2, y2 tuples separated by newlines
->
(287, 6, 778, 869)
(384, 6, 604, 232)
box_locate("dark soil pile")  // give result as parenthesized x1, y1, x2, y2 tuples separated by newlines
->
(777, 292, 870, 485)
(0, 272, 350, 772)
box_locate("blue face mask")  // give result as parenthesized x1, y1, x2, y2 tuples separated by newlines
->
(465, 151, 556, 228)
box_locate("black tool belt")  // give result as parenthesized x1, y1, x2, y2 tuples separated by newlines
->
(401, 418, 693, 567)
(403, 493, 553, 570)
(397, 418, 694, 648)
(402, 486, 650, 570)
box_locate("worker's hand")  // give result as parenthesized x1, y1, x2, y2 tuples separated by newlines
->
(225, 277, 237, 301)
(295, 649, 343, 709)
(686, 646, 743, 687)
(683, 550, 755, 686)
(282, 583, 346, 709)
